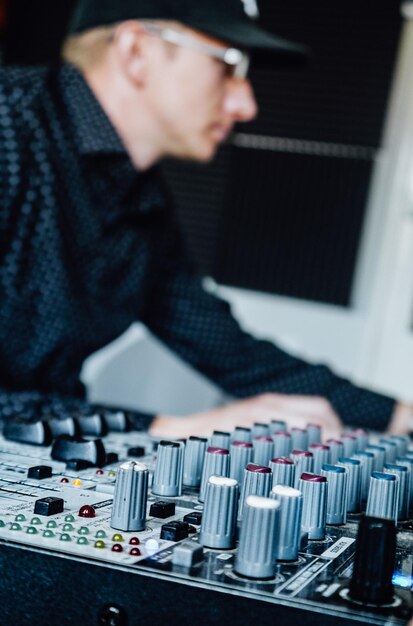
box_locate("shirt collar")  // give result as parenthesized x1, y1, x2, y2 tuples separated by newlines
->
(60, 64, 127, 156)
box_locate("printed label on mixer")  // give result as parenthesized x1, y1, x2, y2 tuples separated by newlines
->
(320, 537, 355, 559)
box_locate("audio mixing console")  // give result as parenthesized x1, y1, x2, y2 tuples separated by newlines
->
(0, 414, 411, 626)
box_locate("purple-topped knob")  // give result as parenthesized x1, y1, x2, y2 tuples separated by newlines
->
(352, 428, 369, 452)
(291, 451, 314, 488)
(253, 437, 274, 466)
(199, 447, 230, 502)
(326, 439, 344, 465)
(307, 423, 322, 446)
(300, 472, 326, 482)
(206, 446, 229, 455)
(310, 444, 330, 474)
(299, 473, 327, 539)
(270, 457, 295, 488)
(246, 463, 272, 473)
(341, 434, 357, 458)
(291, 428, 309, 451)
(238, 463, 272, 520)
(229, 441, 254, 485)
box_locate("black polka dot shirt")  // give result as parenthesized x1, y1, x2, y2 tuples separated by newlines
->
(0, 64, 395, 431)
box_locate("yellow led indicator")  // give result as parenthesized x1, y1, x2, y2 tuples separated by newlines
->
(72, 479, 83, 487)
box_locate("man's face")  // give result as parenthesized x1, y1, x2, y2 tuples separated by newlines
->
(144, 26, 258, 162)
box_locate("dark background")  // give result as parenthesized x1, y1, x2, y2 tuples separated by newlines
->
(0, 0, 403, 305)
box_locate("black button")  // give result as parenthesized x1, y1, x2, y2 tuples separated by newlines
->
(105, 452, 119, 465)
(34, 497, 64, 516)
(149, 501, 175, 519)
(127, 447, 145, 458)
(27, 465, 53, 480)
(183, 512, 203, 526)
(160, 521, 189, 542)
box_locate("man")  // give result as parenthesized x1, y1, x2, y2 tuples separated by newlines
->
(0, 0, 411, 438)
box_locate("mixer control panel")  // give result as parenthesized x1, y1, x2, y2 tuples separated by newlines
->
(0, 416, 411, 626)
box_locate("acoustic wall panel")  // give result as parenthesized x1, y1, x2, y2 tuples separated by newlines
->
(214, 148, 372, 306)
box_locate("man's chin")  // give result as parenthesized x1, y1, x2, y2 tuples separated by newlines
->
(175, 143, 219, 164)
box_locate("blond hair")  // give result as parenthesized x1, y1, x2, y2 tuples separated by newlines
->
(62, 25, 117, 71)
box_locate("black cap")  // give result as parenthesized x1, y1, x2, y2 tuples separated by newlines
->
(69, 0, 307, 61)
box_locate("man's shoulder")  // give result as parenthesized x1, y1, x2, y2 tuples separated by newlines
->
(0, 65, 50, 108)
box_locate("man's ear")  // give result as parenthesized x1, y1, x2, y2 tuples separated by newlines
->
(113, 21, 148, 86)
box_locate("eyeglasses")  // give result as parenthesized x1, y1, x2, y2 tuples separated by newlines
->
(141, 22, 250, 80)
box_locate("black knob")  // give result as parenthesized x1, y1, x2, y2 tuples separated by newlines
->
(3, 419, 52, 446)
(349, 515, 396, 605)
(51, 435, 106, 466)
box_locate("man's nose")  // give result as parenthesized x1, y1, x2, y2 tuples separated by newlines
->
(224, 78, 258, 123)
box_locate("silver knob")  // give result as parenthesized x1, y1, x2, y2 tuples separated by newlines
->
(111, 461, 148, 532)
(366, 471, 398, 521)
(384, 463, 409, 521)
(310, 444, 330, 475)
(321, 464, 348, 525)
(253, 436, 274, 466)
(291, 428, 308, 451)
(395, 457, 413, 510)
(326, 439, 344, 466)
(389, 435, 409, 457)
(298, 472, 327, 540)
(353, 451, 375, 502)
(291, 450, 313, 488)
(238, 463, 272, 520)
(235, 495, 281, 579)
(341, 434, 357, 458)
(270, 485, 303, 561)
(273, 431, 292, 458)
(200, 475, 239, 549)
(270, 457, 295, 488)
(307, 423, 322, 446)
(351, 428, 369, 452)
(252, 423, 270, 438)
(183, 436, 207, 488)
(209, 431, 231, 449)
(232, 427, 252, 443)
(337, 457, 361, 512)
(152, 440, 184, 497)
(269, 420, 287, 435)
(229, 441, 254, 485)
(379, 439, 398, 465)
(199, 447, 230, 502)
(365, 445, 386, 472)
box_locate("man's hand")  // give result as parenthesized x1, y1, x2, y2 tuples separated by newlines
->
(387, 401, 413, 435)
(149, 393, 343, 440)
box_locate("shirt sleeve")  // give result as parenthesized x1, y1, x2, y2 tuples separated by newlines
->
(143, 211, 395, 431)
